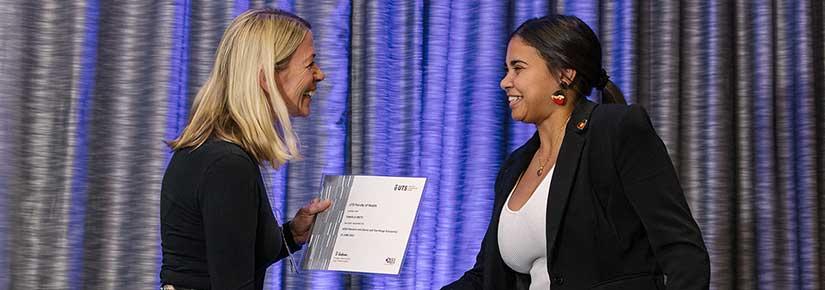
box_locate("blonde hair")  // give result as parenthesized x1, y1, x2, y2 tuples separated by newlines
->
(169, 8, 311, 168)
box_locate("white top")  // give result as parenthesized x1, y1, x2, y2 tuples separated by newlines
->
(498, 166, 553, 290)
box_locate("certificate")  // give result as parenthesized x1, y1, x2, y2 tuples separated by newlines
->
(301, 175, 427, 274)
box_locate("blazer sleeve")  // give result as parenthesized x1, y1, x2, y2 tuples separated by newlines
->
(199, 154, 260, 290)
(614, 105, 710, 290)
(278, 221, 302, 259)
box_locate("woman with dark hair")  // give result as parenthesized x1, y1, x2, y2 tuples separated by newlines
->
(444, 15, 709, 290)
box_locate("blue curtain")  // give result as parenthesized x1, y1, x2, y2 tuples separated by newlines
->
(0, 0, 822, 289)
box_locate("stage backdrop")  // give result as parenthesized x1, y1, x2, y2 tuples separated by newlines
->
(1, 0, 823, 289)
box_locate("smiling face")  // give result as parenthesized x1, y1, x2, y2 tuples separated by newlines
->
(276, 31, 325, 117)
(500, 36, 570, 124)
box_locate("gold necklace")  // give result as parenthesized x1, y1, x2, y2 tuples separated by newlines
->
(536, 115, 571, 176)
(536, 154, 551, 176)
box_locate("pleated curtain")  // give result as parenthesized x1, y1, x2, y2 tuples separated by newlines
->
(0, 0, 822, 289)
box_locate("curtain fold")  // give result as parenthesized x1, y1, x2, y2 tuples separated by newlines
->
(1, 0, 822, 289)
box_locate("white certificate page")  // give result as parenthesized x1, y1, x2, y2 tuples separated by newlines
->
(301, 175, 427, 274)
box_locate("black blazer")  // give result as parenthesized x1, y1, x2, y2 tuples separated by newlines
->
(444, 100, 710, 290)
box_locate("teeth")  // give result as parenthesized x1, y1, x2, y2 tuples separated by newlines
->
(508, 96, 522, 103)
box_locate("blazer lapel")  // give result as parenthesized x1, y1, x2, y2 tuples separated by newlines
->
(484, 133, 539, 288)
(545, 99, 597, 264)
(495, 134, 539, 210)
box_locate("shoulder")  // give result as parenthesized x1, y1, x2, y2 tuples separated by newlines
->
(195, 142, 261, 201)
(205, 141, 257, 174)
(590, 103, 631, 124)
(179, 139, 258, 176)
(589, 103, 654, 137)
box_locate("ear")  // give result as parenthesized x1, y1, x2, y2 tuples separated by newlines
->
(561, 68, 577, 84)
(258, 68, 269, 94)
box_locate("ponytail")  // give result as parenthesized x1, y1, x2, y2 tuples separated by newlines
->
(599, 80, 626, 104)
(594, 69, 626, 104)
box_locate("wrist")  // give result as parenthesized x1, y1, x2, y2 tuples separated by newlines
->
(282, 221, 303, 250)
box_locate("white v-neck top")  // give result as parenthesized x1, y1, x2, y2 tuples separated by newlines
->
(498, 166, 554, 290)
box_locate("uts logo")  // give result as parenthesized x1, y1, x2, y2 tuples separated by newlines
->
(384, 257, 397, 265)
(393, 184, 417, 191)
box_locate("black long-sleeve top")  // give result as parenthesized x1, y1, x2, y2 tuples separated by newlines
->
(160, 139, 300, 290)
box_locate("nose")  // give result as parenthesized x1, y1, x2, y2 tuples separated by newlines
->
(500, 72, 512, 91)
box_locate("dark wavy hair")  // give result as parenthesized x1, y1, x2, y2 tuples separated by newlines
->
(512, 15, 626, 104)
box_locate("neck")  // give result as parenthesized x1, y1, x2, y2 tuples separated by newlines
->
(535, 106, 573, 155)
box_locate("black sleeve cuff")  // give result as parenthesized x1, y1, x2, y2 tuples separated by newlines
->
(281, 221, 303, 252)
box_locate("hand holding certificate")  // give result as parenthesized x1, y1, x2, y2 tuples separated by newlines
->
(301, 175, 427, 274)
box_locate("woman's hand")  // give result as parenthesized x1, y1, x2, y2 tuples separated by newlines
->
(289, 198, 332, 244)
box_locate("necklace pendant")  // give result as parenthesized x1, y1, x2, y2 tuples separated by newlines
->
(537, 167, 543, 176)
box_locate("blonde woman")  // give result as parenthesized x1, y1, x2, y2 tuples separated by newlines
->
(159, 9, 330, 290)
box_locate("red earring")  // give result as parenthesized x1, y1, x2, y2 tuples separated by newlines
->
(551, 81, 569, 106)
(551, 92, 566, 106)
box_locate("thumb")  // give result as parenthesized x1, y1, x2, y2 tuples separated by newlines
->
(307, 199, 332, 214)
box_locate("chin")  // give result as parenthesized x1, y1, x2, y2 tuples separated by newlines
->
(510, 112, 525, 122)
(297, 100, 311, 117)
